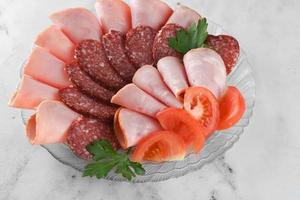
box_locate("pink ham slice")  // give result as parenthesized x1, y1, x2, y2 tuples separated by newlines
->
(183, 48, 227, 99)
(24, 46, 71, 89)
(111, 83, 167, 117)
(167, 5, 201, 29)
(26, 100, 80, 145)
(114, 108, 162, 149)
(157, 56, 189, 100)
(130, 0, 173, 30)
(9, 75, 59, 109)
(95, 0, 131, 34)
(50, 7, 102, 44)
(35, 25, 75, 63)
(133, 65, 182, 108)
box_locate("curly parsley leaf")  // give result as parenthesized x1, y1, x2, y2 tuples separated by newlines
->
(83, 140, 145, 181)
(168, 18, 209, 54)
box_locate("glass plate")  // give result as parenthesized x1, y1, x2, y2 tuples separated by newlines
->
(20, 20, 255, 182)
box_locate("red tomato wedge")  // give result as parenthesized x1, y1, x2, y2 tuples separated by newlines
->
(131, 131, 186, 162)
(156, 108, 205, 153)
(183, 87, 220, 138)
(218, 86, 246, 130)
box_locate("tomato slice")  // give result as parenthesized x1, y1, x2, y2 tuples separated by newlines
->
(218, 86, 246, 130)
(156, 108, 205, 153)
(131, 131, 186, 162)
(183, 87, 219, 138)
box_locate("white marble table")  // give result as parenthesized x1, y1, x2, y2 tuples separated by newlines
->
(1, 0, 300, 199)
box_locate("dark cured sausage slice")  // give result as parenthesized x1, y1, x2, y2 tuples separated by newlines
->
(205, 35, 240, 75)
(75, 39, 126, 90)
(102, 31, 137, 82)
(153, 23, 183, 64)
(66, 62, 115, 103)
(67, 117, 120, 160)
(125, 26, 157, 67)
(59, 87, 117, 121)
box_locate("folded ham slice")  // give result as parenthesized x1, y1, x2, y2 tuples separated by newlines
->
(133, 65, 182, 108)
(35, 25, 75, 63)
(111, 83, 167, 117)
(167, 5, 201, 29)
(157, 56, 189, 100)
(95, 0, 131, 34)
(183, 48, 227, 99)
(114, 108, 162, 148)
(24, 46, 71, 89)
(9, 75, 59, 109)
(26, 100, 80, 145)
(50, 7, 102, 44)
(130, 0, 173, 30)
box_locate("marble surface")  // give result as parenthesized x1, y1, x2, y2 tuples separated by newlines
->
(0, 0, 300, 199)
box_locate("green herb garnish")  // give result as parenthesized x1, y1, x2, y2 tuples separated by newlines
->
(83, 140, 145, 181)
(168, 18, 209, 54)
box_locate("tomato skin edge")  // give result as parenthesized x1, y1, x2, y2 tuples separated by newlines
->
(156, 108, 206, 154)
(217, 86, 246, 130)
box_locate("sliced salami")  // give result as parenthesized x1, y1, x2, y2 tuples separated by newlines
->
(206, 35, 240, 74)
(59, 87, 118, 121)
(75, 39, 126, 90)
(67, 117, 120, 160)
(125, 26, 157, 67)
(102, 31, 137, 82)
(66, 62, 115, 103)
(153, 23, 183, 64)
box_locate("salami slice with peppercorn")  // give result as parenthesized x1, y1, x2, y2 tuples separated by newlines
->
(66, 62, 115, 103)
(125, 26, 157, 67)
(206, 35, 240, 74)
(67, 117, 120, 160)
(75, 39, 126, 90)
(102, 31, 137, 82)
(152, 23, 183, 64)
(59, 87, 118, 121)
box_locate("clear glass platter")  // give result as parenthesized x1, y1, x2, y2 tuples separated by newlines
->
(21, 19, 255, 182)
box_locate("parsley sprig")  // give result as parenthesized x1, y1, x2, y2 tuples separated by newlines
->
(168, 18, 209, 54)
(83, 140, 145, 181)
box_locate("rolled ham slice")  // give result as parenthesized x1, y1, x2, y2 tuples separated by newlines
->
(133, 65, 182, 108)
(35, 25, 75, 63)
(95, 0, 131, 34)
(111, 83, 167, 117)
(114, 108, 162, 148)
(167, 5, 201, 29)
(130, 0, 173, 30)
(24, 46, 71, 89)
(183, 48, 227, 99)
(50, 7, 102, 44)
(9, 75, 59, 109)
(26, 100, 80, 145)
(157, 56, 189, 100)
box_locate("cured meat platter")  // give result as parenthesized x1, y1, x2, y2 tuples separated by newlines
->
(10, 0, 255, 182)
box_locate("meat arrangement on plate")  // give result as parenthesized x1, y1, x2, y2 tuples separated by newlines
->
(9, 0, 245, 181)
